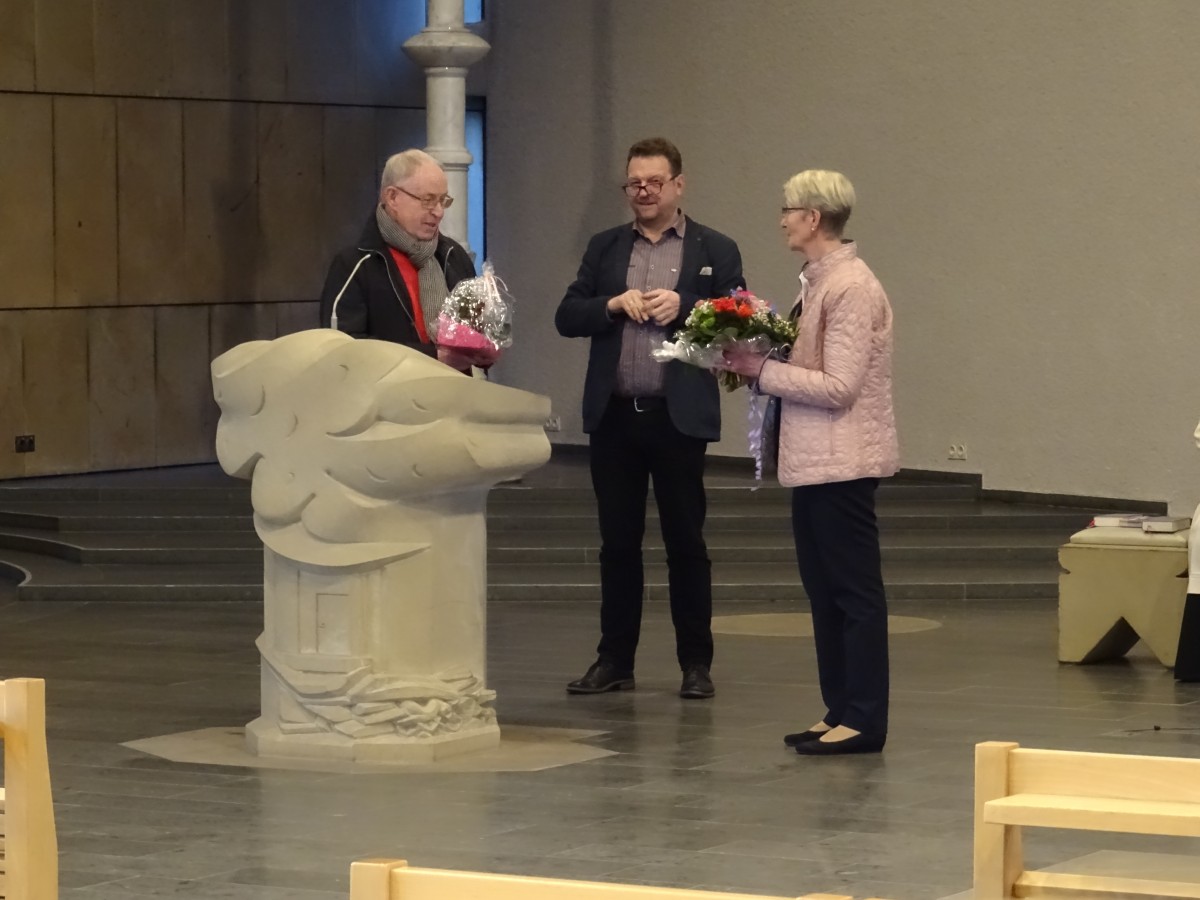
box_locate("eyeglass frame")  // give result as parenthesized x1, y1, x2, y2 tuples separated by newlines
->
(781, 206, 811, 216)
(394, 185, 455, 210)
(620, 175, 679, 198)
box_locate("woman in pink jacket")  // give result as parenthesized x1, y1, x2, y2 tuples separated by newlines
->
(720, 169, 899, 755)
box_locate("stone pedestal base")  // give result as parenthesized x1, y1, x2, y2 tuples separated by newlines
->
(1059, 526, 1189, 666)
(245, 717, 500, 764)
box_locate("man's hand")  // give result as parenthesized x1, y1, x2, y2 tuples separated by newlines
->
(642, 289, 681, 326)
(606, 289, 647, 323)
(437, 344, 500, 372)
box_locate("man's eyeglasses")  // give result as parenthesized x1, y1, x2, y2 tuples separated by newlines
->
(396, 185, 454, 210)
(621, 177, 675, 197)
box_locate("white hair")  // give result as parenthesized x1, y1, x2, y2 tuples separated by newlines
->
(380, 149, 443, 193)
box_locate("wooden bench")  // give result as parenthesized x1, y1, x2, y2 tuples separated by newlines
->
(974, 740, 1200, 900)
(0, 678, 58, 900)
(350, 859, 881, 900)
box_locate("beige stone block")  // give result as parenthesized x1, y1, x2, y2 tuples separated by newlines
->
(35, 0, 95, 93)
(0, 94, 54, 309)
(256, 105, 324, 302)
(228, 0, 286, 101)
(171, 0, 230, 99)
(155, 305, 216, 465)
(22, 309, 90, 475)
(55, 96, 118, 308)
(89, 307, 156, 469)
(210, 303, 278, 359)
(183, 101, 259, 303)
(117, 99, 184, 305)
(94, 0, 173, 96)
(322, 106, 377, 262)
(0, 0, 35, 90)
(275, 301, 320, 337)
(0, 313, 28, 478)
(374, 107, 426, 184)
(285, 0, 356, 104)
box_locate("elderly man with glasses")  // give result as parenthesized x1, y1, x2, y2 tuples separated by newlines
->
(319, 149, 494, 370)
(555, 137, 745, 700)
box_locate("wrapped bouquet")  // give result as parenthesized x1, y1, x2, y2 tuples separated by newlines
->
(651, 290, 797, 391)
(436, 261, 513, 353)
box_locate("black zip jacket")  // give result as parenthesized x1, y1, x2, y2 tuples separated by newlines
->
(317, 214, 476, 356)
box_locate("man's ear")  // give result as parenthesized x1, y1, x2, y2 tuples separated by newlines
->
(674, 174, 686, 196)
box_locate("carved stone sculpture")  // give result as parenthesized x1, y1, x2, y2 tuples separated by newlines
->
(212, 330, 551, 762)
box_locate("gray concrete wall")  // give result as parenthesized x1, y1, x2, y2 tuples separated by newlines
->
(486, 0, 1200, 512)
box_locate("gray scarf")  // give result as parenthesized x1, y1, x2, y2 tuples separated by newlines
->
(376, 205, 448, 339)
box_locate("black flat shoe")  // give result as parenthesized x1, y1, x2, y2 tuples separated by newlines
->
(566, 660, 635, 694)
(794, 732, 886, 756)
(783, 728, 830, 748)
(679, 664, 715, 699)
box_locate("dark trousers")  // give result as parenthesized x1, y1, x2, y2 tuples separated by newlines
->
(791, 477, 889, 736)
(589, 398, 713, 672)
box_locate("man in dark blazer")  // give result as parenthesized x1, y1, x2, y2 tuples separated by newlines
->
(555, 138, 745, 700)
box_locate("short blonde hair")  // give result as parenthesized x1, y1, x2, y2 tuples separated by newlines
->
(783, 169, 855, 237)
(380, 149, 443, 194)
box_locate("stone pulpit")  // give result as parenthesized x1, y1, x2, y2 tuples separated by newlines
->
(211, 330, 550, 763)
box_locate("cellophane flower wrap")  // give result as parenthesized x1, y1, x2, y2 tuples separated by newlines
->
(436, 261, 514, 352)
(651, 290, 797, 391)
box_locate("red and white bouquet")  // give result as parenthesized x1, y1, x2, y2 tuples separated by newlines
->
(651, 290, 797, 390)
(436, 261, 513, 353)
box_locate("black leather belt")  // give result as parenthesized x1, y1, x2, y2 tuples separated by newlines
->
(612, 395, 666, 412)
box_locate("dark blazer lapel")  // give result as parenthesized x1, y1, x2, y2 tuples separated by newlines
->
(677, 218, 703, 294)
(609, 227, 637, 291)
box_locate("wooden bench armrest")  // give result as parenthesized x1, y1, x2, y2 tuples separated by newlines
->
(986, 794, 1200, 837)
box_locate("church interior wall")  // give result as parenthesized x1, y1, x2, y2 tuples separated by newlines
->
(486, 0, 1200, 514)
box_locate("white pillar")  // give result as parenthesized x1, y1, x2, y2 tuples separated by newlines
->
(403, 0, 490, 257)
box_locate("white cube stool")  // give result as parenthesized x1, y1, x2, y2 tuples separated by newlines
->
(1058, 526, 1189, 666)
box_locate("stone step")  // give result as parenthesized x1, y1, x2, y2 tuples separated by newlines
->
(486, 560, 1062, 601)
(0, 547, 261, 602)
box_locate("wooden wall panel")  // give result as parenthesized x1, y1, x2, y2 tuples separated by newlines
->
(22, 310, 90, 475)
(322, 106, 378, 263)
(117, 99, 185, 305)
(276, 300, 320, 337)
(228, 0, 287, 102)
(155, 306, 216, 465)
(286, 0, 357, 104)
(256, 105, 324, 302)
(55, 96, 118, 307)
(211, 303, 278, 359)
(93, 0, 173, 97)
(183, 101, 259, 303)
(0, 314, 28, 478)
(171, 0, 231, 99)
(35, 0, 95, 94)
(374, 107, 426, 185)
(89, 307, 156, 468)
(0, 94, 54, 310)
(0, 0, 35, 90)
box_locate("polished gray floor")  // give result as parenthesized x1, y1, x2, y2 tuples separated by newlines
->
(3, 580, 1200, 899)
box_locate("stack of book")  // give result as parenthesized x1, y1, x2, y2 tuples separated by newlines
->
(1090, 513, 1192, 533)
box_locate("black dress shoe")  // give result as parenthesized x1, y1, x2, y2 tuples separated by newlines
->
(783, 728, 831, 748)
(794, 732, 886, 756)
(566, 660, 635, 694)
(679, 664, 715, 699)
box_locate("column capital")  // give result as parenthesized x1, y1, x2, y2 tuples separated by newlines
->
(402, 27, 490, 70)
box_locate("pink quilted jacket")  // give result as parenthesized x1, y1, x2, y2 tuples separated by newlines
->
(758, 243, 900, 488)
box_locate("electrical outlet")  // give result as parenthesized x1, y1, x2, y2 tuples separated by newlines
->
(544, 415, 561, 432)
(947, 443, 967, 460)
(14, 434, 35, 453)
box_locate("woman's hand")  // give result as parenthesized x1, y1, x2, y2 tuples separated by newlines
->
(717, 345, 769, 379)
